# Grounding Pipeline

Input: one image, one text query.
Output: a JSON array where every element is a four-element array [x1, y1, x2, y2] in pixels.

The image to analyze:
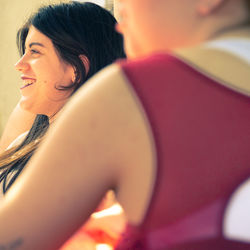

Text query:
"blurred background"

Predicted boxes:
[[0, 0, 116, 135]]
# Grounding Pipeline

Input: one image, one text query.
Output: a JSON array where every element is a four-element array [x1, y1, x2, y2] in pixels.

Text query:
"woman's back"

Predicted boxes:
[[115, 38, 250, 249]]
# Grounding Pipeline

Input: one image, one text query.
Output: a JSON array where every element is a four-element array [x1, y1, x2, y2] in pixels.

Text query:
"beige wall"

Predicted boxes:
[[0, 0, 65, 135], [113, 0, 119, 19]]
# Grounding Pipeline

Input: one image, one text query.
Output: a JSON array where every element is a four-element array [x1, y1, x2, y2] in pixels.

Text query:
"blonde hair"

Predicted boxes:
[[0, 138, 41, 167], [0, 115, 49, 193]]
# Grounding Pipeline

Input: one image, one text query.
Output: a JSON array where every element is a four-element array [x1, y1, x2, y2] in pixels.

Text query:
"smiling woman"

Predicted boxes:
[[0, 1, 125, 194], [16, 26, 75, 117]]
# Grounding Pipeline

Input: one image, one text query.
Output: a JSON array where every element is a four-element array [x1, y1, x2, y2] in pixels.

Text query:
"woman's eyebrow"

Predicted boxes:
[[28, 42, 45, 48]]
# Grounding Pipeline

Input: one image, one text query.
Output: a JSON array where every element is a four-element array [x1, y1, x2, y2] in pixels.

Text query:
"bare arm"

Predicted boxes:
[[0, 102, 36, 152], [0, 64, 153, 249]]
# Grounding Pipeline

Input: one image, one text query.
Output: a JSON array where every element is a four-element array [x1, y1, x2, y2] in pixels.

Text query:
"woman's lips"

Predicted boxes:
[[20, 77, 36, 89]]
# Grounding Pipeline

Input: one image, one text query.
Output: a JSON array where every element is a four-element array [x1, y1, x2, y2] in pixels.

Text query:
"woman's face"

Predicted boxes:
[[15, 25, 75, 117]]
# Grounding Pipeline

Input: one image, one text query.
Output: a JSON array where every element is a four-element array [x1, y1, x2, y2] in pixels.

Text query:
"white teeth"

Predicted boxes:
[[21, 79, 36, 89], [23, 79, 35, 84]]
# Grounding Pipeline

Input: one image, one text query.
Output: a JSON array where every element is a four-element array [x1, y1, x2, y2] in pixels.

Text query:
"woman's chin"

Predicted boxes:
[[19, 98, 37, 114]]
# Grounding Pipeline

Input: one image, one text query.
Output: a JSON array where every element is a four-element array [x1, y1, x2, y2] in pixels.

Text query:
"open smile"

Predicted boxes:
[[20, 77, 36, 89]]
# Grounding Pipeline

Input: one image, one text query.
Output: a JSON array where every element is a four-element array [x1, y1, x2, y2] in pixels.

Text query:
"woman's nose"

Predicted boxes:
[[15, 55, 29, 72]]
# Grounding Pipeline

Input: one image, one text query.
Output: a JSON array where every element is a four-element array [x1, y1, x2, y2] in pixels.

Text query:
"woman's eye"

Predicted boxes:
[[31, 49, 40, 54]]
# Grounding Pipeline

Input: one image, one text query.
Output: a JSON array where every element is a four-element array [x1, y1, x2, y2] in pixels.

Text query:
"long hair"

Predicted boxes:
[[0, 1, 125, 193], [0, 115, 49, 192]]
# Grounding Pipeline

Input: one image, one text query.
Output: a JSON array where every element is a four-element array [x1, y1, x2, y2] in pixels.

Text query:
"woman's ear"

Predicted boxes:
[[79, 54, 90, 76], [196, 0, 225, 16]]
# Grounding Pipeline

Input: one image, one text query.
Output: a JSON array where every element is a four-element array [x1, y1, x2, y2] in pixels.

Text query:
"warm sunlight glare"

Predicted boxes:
[[96, 243, 113, 250], [91, 204, 123, 219]]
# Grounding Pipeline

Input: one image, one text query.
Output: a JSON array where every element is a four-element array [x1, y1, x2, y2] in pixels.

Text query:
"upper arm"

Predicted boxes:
[[0, 64, 154, 249]]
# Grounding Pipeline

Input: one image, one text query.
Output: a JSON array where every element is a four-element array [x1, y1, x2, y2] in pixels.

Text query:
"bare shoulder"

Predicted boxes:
[[73, 63, 157, 225], [45, 63, 157, 224]]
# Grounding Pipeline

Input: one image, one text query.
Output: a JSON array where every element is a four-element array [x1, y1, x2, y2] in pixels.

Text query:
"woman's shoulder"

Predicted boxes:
[[118, 53, 176, 68], [174, 37, 250, 97]]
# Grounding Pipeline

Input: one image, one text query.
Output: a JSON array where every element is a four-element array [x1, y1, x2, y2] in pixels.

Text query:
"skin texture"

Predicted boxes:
[[0, 0, 249, 249]]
